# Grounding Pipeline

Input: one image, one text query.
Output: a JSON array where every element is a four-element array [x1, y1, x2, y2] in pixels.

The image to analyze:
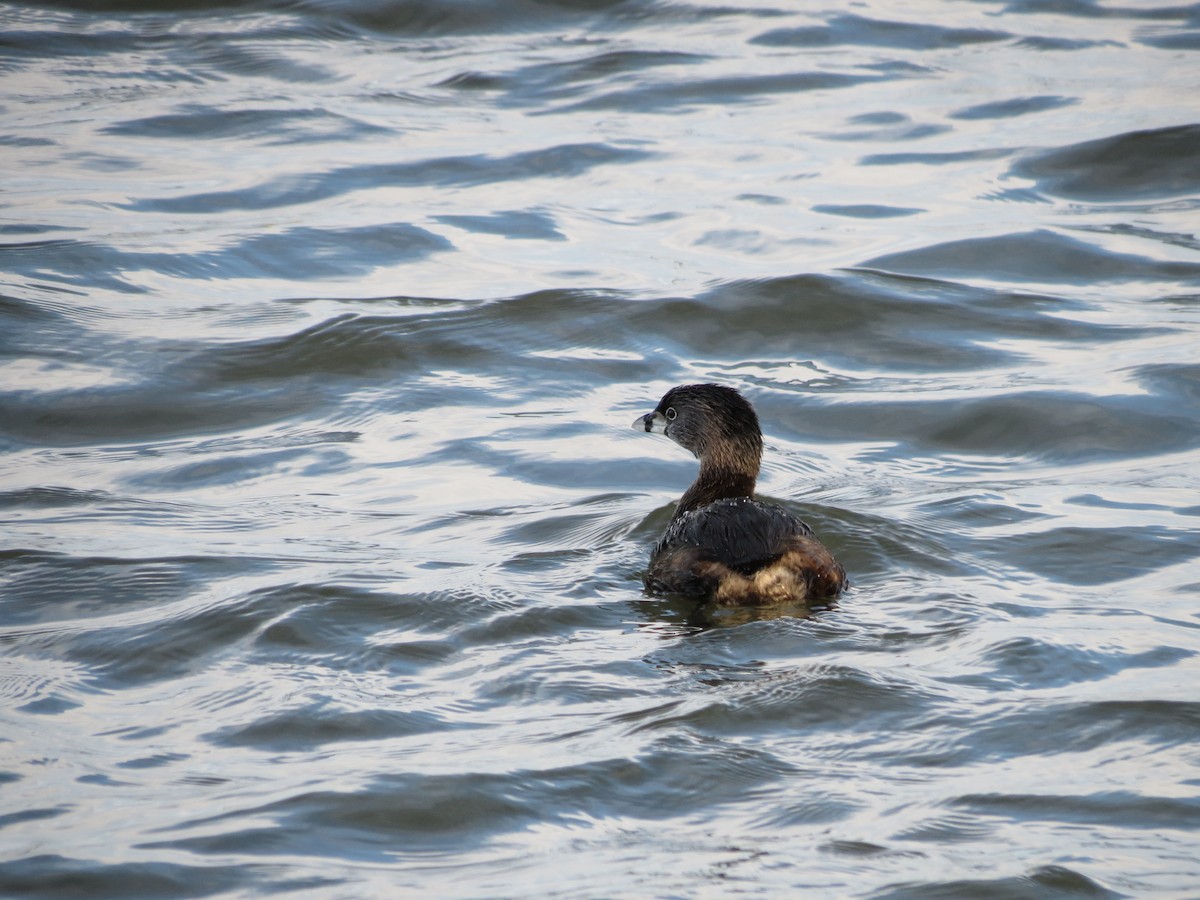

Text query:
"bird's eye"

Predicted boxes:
[[665, 407, 677, 420]]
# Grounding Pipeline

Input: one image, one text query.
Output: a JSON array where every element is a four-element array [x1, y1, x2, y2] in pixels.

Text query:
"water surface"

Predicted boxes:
[[2, 0, 1199, 896]]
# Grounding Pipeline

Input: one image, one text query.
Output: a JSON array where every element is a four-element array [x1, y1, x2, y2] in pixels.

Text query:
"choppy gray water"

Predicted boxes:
[[2, 0, 1200, 896]]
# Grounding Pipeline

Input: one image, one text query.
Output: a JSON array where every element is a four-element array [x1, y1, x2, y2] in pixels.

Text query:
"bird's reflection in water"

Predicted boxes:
[[631, 591, 834, 634]]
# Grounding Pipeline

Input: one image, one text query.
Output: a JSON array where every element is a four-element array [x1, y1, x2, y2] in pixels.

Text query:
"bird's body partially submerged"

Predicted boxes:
[[633, 384, 844, 606]]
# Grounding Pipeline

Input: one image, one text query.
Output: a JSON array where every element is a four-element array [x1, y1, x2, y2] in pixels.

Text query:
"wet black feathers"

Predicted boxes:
[[653, 496, 815, 575]]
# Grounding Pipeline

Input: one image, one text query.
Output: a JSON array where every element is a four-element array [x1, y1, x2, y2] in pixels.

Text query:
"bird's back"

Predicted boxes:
[[646, 496, 845, 605]]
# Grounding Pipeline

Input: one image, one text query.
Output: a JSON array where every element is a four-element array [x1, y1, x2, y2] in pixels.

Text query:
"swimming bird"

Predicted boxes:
[[632, 383, 845, 606]]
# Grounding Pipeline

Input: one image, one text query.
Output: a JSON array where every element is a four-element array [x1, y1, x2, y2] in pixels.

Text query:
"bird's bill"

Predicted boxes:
[[633, 411, 668, 434]]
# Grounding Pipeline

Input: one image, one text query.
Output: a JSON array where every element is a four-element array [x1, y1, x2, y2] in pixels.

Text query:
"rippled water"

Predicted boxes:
[[2, 0, 1199, 896]]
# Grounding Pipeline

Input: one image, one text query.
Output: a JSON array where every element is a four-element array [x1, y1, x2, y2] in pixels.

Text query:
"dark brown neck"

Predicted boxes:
[[674, 465, 757, 518]]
